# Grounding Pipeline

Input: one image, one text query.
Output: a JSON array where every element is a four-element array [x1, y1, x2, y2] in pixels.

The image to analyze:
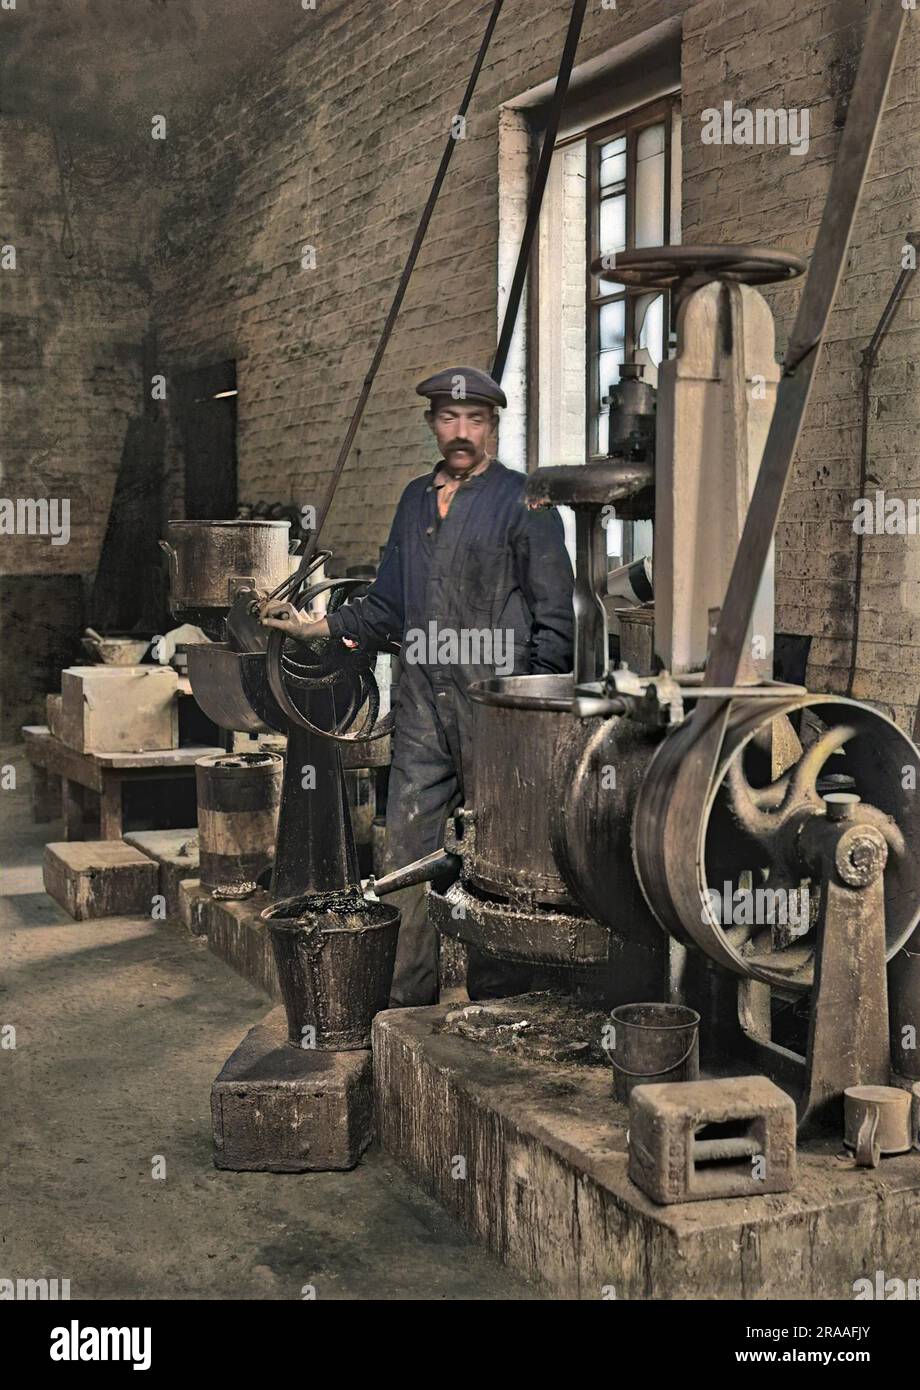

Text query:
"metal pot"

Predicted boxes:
[[160, 520, 291, 624]]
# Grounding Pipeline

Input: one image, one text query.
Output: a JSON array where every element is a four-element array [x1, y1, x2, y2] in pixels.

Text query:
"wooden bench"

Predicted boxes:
[[22, 725, 224, 840]]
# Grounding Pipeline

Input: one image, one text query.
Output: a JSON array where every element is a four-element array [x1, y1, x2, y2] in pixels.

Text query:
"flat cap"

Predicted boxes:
[[416, 366, 506, 409]]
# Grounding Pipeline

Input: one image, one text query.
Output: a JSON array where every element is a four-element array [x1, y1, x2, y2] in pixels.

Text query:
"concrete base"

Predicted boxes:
[[177, 877, 210, 936], [43, 840, 158, 920], [202, 888, 281, 1000], [373, 998, 920, 1300], [212, 1006, 374, 1172], [124, 828, 199, 917]]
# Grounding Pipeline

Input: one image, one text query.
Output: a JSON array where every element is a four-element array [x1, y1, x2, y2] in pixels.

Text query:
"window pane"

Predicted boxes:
[[598, 347, 624, 405], [635, 122, 665, 248], [599, 299, 625, 350], [597, 410, 609, 456], [600, 136, 626, 189], [635, 292, 664, 366], [599, 193, 626, 255]]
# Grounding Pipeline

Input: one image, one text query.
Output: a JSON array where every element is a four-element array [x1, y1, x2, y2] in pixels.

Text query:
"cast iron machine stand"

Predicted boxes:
[[184, 553, 393, 904]]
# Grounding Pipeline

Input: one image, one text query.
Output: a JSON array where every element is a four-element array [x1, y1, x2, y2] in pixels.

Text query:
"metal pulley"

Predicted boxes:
[[631, 695, 920, 991], [259, 549, 396, 745]]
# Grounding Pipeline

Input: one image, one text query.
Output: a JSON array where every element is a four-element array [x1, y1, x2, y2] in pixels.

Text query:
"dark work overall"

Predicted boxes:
[[326, 458, 574, 1005]]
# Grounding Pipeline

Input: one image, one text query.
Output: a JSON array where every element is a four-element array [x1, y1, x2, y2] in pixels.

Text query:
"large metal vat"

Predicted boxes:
[[161, 520, 291, 631], [466, 674, 580, 907]]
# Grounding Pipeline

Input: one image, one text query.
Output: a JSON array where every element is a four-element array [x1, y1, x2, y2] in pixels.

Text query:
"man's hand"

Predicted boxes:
[[260, 598, 331, 642]]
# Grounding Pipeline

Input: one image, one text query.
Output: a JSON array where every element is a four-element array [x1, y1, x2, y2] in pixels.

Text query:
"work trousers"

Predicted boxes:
[[383, 667, 537, 1007]]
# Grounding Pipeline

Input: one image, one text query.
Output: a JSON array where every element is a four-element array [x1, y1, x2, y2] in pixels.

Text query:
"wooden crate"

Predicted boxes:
[[58, 666, 179, 754]]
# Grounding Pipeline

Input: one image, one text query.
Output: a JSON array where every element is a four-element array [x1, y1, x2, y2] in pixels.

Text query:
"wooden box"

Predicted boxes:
[[43, 840, 159, 921], [58, 665, 179, 754]]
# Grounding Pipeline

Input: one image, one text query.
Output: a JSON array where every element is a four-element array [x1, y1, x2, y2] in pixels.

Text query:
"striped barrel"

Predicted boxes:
[[195, 752, 283, 894]]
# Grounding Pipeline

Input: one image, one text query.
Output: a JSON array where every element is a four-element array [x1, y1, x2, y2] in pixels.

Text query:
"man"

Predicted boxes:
[[262, 366, 574, 1005]]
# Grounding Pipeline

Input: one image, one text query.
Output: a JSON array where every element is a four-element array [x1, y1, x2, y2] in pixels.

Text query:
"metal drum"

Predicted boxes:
[[196, 752, 283, 895], [466, 674, 580, 907], [161, 520, 291, 632]]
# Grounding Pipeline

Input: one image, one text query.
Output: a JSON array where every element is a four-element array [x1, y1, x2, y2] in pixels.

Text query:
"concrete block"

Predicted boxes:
[[59, 665, 178, 754], [628, 1075, 797, 1205], [43, 840, 158, 921], [370, 1000, 918, 1299], [211, 1006, 373, 1172], [177, 877, 210, 937], [124, 828, 199, 916], [203, 889, 280, 1000]]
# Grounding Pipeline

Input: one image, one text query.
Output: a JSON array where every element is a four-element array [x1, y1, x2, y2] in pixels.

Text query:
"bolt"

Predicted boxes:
[[824, 791, 861, 822]]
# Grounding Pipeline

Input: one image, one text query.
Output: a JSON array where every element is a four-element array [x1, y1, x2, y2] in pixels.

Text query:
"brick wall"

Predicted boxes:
[[682, 0, 920, 725], [152, 0, 696, 562], [4, 0, 918, 729], [0, 118, 157, 735], [151, 0, 920, 723], [0, 120, 153, 577]]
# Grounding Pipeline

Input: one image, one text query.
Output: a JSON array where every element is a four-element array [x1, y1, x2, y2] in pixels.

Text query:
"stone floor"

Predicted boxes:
[[0, 747, 538, 1300]]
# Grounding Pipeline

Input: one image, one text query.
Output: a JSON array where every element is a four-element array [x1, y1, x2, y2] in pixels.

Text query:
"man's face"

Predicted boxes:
[[426, 399, 495, 473]]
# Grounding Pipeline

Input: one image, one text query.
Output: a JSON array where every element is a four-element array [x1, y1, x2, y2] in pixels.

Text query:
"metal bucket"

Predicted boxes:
[[161, 520, 291, 628], [466, 673, 580, 906], [263, 890, 400, 1050], [608, 1001, 700, 1101], [196, 752, 283, 896]]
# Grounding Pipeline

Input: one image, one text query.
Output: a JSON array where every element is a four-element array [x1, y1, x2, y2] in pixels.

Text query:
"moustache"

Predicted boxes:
[[446, 440, 475, 453]]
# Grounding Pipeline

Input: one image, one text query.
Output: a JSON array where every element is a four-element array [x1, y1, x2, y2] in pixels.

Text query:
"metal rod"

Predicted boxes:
[[848, 232, 919, 694], [491, 0, 589, 384]]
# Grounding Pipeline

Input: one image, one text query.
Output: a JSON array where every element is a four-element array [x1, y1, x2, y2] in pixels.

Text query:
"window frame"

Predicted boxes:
[[584, 93, 678, 462]]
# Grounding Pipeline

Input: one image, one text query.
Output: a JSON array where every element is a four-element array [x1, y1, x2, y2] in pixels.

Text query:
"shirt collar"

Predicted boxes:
[[432, 455, 493, 489]]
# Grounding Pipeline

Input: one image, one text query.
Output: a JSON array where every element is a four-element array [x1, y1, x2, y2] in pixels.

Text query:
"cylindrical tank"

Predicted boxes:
[[467, 674, 582, 907], [161, 520, 291, 631], [195, 751, 283, 895]]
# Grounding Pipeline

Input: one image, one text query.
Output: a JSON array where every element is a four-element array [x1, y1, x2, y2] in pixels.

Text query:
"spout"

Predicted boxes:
[[370, 847, 460, 896]]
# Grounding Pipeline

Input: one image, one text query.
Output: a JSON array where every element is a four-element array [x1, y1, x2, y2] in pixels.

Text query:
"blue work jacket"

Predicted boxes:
[[325, 459, 575, 696]]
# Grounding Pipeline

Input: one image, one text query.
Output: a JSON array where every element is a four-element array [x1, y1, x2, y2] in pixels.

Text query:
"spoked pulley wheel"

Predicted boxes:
[[633, 696, 920, 991], [264, 551, 395, 743], [592, 244, 807, 294]]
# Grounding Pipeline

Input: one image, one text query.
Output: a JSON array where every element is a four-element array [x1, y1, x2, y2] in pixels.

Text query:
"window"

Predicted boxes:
[[586, 96, 678, 460]]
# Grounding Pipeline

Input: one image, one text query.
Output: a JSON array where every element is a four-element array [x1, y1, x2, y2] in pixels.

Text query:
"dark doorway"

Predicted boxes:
[[173, 361, 238, 520]]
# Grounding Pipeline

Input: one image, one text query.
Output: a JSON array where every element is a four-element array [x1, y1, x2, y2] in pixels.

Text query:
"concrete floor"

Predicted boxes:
[[1, 749, 537, 1300]]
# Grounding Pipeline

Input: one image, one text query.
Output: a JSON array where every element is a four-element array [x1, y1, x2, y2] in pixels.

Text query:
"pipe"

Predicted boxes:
[[848, 232, 919, 695]]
